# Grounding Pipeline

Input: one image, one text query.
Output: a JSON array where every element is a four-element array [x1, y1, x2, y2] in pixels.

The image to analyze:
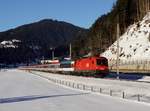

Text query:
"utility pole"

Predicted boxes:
[[116, 22, 120, 79], [69, 43, 72, 60], [52, 50, 54, 60], [50, 48, 55, 60], [42, 56, 45, 64]]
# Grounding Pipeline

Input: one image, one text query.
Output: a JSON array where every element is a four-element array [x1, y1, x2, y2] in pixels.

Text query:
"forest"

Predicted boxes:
[[72, 0, 150, 58]]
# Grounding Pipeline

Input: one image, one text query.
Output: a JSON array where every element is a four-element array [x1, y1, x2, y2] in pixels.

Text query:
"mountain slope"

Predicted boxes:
[[0, 19, 85, 47], [102, 12, 150, 61], [72, 0, 150, 57], [0, 19, 86, 64]]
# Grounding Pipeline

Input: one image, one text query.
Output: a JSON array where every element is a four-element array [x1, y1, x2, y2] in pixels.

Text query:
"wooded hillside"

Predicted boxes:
[[72, 0, 150, 58]]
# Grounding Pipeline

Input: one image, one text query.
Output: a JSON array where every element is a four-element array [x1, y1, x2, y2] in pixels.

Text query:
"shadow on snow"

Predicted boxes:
[[107, 72, 145, 80], [0, 93, 89, 104]]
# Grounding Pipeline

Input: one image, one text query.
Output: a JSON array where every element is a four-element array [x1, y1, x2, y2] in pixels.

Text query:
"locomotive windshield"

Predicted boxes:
[[96, 59, 108, 66]]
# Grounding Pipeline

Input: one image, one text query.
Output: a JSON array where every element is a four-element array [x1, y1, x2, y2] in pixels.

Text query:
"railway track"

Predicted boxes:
[[20, 68, 150, 83]]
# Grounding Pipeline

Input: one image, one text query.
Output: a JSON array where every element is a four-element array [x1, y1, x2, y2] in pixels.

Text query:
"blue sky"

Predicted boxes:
[[0, 0, 116, 32]]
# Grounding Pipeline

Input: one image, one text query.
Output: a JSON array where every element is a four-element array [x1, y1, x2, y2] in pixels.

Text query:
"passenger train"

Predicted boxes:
[[22, 56, 109, 77]]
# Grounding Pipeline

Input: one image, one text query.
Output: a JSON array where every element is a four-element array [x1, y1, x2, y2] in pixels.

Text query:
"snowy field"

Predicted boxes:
[[0, 69, 150, 111], [30, 70, 150, 103]]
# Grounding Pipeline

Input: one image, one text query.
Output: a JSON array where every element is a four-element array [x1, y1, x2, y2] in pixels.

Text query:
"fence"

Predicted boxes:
[[109, 59, 150, 66], [30, 70, 150, 103], [109, 59, 150, 73]]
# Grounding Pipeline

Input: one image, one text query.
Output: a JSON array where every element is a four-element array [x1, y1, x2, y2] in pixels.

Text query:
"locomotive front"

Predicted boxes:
[[74, 56, 109, 77], [95, 57, 109, 76]]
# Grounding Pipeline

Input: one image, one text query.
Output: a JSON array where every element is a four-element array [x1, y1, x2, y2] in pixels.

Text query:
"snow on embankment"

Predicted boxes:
[[2, 69, 150, 111], [29, 70, 150, 103], [102, 12, 150, 61]]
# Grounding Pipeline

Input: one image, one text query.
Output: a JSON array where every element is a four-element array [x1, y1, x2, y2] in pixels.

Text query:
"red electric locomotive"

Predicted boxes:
[[74, 56, 109, 77]]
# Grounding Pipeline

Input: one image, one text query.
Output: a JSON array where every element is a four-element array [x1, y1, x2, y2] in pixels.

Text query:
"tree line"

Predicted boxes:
[[72, 0, 150, 58]]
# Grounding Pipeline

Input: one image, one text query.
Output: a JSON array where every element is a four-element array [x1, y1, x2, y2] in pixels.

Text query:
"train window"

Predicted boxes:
[[96, 59, 108, 66], [60, 63, 71, 68]]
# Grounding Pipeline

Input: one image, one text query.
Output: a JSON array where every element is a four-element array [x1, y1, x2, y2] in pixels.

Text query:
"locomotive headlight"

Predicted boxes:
[[99, 67, 105, 70]]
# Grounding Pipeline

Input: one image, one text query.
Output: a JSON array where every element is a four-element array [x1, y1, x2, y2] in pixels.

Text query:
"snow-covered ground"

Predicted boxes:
[[0, 69, 150, 111], [30, 70, 150, 103], [0, 39, 21, 48], [102, 12, 150, 61]]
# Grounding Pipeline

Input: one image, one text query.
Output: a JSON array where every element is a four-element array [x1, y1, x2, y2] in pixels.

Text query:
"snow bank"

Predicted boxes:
[[28, 70, 150, 103], [102, 12, 150, 61]]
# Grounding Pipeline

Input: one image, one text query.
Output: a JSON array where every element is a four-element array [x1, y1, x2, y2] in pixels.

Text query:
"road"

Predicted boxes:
[[0, 69, 150, 111]]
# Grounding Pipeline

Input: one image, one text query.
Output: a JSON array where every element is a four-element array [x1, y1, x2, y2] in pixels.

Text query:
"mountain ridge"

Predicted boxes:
[[0, 19, 87, 64]]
